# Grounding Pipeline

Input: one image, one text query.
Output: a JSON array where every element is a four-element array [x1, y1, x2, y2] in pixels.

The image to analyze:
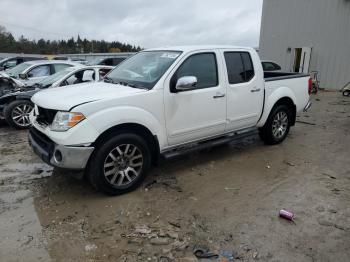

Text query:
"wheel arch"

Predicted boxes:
[[273, 97, 296, 126], [92, 123, 160, 165], [258, 88, 297, 127]]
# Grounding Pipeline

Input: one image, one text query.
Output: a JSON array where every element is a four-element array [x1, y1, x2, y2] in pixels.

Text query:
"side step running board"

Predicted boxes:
[[162, 129, 258, 159]]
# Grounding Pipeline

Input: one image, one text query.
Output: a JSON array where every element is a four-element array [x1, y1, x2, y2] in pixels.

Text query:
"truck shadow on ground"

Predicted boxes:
[[37, 135, 265, 198]]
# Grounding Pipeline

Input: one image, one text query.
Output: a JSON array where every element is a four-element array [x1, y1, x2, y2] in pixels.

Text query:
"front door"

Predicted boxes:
[[223, 51, 264, 131], [164, 51, 227, 146]]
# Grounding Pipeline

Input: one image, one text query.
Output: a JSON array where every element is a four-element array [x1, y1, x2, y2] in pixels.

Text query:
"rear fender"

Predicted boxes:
[[257, 87, 296, 127]]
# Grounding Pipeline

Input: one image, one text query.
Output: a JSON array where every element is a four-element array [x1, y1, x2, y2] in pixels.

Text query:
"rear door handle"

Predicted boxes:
[[213, 94, 225, 98], [251, 88, 261, 93]]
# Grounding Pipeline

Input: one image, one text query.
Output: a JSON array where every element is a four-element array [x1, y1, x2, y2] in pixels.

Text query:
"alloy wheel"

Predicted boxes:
[[11, 104, 33, 127], [272, 111, 288, 139], [103, 144, 143, 187]]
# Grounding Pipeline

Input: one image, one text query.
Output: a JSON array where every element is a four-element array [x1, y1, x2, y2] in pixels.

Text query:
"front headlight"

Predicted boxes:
[[50, 111, 85, 132]]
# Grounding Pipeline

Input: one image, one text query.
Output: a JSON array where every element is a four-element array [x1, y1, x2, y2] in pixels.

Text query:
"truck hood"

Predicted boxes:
[[31, 82, 147, 111]]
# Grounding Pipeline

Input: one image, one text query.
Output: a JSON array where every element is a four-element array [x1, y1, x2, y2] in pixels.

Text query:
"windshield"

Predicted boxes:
[[37, 67, 75, 87], [6, 62, 32, 78], [105, 51, 181, 89]]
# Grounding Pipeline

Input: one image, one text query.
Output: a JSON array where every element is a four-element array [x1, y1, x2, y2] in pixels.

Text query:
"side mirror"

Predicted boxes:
[[19, 73, 28, 80], [175, 76, 197, 91]]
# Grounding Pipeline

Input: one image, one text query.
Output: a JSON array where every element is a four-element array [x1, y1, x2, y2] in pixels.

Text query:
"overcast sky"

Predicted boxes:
[[0, 0, 263, 48]]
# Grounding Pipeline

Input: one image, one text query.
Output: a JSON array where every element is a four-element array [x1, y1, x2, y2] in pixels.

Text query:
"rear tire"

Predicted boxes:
[[87, 133, 151, 195], [4, 100, 33, 129], [259, 104, 291, 145]]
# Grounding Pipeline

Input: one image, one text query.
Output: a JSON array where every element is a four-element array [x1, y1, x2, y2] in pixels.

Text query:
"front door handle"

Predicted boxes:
[[251, 88, 261, 93], [213, 94, 225, 98]]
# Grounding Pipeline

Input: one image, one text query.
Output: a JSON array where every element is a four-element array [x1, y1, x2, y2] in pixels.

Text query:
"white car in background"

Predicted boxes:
[[38, 65, 114, 88], [0, 65, 113, 129], [3, 60, 81, 85]]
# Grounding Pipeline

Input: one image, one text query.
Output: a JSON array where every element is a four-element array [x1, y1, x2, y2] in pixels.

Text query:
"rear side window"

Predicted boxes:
[[53, 63, 72, 73], [241, 53, 254, 81], [224, 52, 255, 84], [173, 53, 218, 90], [28, 65, 50, 77]]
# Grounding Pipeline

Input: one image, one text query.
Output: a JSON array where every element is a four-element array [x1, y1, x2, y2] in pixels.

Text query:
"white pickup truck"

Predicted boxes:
[[29, 46, 311, 195]]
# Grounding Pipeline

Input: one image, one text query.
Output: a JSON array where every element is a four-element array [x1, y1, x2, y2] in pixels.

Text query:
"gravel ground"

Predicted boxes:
[[0, 91, 349, 262]]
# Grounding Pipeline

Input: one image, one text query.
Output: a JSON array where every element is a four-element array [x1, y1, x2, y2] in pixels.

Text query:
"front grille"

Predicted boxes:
[[29, 127, 55, 153], [36, 106, 57, 126]]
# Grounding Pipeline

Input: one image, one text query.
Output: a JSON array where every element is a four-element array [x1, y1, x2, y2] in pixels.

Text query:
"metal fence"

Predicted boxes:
[[0, 52, 135, 64]]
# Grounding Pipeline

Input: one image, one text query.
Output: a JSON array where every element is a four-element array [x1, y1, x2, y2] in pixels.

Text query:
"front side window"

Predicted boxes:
[[172, 53, 218, 90], [28, 65, 50, 78], [106, 51, 181, 89], [224, 52, 255, 84]]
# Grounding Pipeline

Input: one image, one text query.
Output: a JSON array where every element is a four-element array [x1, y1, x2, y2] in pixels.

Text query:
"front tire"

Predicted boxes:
[[259, 104, 291, 145], [4, 100, 33, 129], [88, 133, 151, 195]]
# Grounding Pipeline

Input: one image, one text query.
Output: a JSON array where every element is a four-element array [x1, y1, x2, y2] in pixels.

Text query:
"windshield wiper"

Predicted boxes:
[[116, 81, 148, 90]]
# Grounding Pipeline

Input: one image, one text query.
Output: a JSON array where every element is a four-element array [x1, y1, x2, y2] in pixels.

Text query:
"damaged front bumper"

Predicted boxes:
[[28, 127, 94, 170]]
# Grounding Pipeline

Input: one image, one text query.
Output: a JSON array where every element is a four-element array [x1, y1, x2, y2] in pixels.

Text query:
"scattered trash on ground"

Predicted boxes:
[[84, 243, 97, 252], [144, 176, 182, 192], [193, 245, 219, 259], [279, 209, 295, 221], [296, 120, 316, 125], [284, 161, 296, 167], [219, 250, 235, 261]]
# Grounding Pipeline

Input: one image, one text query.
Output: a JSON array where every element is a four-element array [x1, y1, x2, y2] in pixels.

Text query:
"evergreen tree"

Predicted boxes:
[[0, 25, 141, 54]]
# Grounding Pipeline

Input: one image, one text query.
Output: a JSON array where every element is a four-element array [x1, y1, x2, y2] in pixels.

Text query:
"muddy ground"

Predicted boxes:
[[0, 91, 349, 262]]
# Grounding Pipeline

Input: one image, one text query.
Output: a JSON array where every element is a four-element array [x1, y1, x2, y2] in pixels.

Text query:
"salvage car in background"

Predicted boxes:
[[97, 57, 128, 66], [0, 65, 113, 129], [3, 60, 81, 85], [0, 56, 46, 71]]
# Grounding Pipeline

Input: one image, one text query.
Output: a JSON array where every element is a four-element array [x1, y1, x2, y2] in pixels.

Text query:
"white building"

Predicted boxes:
[[259, 0, 350, 89]]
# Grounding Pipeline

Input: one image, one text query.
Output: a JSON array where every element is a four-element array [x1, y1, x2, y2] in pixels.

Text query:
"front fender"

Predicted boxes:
[[86, 106, 167, 150], [257, 87, 296, 127]]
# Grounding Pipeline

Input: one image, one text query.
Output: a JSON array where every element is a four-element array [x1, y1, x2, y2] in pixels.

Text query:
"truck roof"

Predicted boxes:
[[145, 45, 255, 52]]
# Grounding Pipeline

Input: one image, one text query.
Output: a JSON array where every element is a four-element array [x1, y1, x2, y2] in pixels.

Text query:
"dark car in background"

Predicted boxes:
[[0, 56, 46, 71], [97, 57, 127, 66], [261, 60, 282, 71]]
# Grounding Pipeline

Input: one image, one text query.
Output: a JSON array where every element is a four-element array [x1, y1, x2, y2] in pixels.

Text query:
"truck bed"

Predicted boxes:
[[264, 71, 309, 81], [263, 71, 310, 114]]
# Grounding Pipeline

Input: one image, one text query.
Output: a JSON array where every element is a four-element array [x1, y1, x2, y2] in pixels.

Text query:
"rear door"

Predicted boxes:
[[223, 51, 264, 131], [164, 51, 227, 146]]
